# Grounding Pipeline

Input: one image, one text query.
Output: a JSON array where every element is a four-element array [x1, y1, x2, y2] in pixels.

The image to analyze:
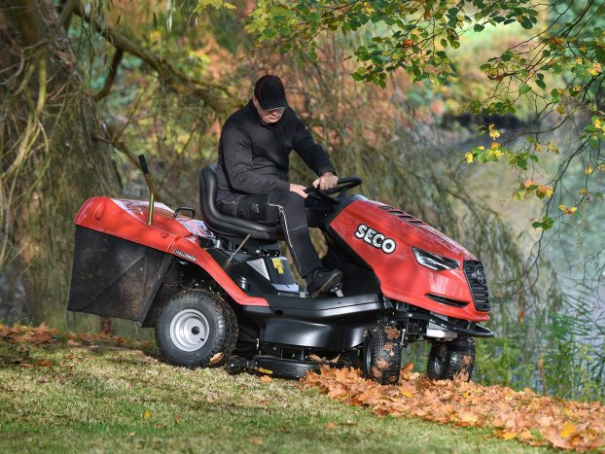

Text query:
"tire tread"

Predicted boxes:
[[155, 290, 238, 368]]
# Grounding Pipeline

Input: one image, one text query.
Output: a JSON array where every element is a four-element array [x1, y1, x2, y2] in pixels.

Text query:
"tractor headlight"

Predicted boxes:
[[412, 248, 459, 271]]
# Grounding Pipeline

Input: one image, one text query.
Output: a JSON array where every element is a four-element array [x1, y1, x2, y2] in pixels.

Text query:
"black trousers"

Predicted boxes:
[[217, 192, 329, 278]]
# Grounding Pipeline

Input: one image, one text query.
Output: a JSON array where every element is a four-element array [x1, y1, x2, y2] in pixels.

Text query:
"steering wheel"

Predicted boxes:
[[305, 177, 363, 204]]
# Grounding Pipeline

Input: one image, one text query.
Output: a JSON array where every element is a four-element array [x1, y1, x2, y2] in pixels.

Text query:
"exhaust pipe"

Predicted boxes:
[[138, 154, 156, 226]]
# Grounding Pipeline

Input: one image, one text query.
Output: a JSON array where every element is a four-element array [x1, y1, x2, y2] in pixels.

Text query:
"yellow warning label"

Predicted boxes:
[[272, 258, 284, 274]]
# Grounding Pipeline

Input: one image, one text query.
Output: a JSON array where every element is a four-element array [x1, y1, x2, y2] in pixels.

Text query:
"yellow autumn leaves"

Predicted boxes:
[[463, 125, 504, 164], [463, 121, 605, 223]]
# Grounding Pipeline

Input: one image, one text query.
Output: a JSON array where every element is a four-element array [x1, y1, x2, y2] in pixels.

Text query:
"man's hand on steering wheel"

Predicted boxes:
[[305, 176, 363, 204], [312, 171, 338, 190]]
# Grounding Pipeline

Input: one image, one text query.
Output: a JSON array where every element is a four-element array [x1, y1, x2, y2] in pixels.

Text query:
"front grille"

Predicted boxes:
[[376, 204, 423, 225], [463, 261, 490, 312], [426, 293, 468, 308]]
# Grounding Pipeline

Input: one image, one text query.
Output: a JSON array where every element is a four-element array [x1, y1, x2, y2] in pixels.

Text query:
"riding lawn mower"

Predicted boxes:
[[68, 156, 493, 384]]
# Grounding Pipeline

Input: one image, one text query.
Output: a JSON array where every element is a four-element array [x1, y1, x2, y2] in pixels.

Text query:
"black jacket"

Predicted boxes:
[[216, 100, 336, 200]]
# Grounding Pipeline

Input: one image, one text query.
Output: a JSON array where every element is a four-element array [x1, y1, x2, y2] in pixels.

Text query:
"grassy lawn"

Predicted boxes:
[[0, 339, 557, 453]]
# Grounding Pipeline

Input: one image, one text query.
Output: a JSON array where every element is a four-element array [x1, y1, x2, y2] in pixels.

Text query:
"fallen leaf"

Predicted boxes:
[[560, 422, 576, 438], [260, 375, 272, 383], [400, 389, 414, 398], [401, 362, 414, 378], [384, 325, 400, 340], [325, 422, 336, 430], [308, 354, 323, 363], [209, 352, 224, 365], [36, 359, 53, 368], [301, 365, 605, 453], [144, 410, 152, 419]]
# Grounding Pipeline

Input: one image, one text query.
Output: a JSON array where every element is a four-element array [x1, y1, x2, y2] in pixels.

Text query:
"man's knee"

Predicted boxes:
[[270, 191, 305, 211]]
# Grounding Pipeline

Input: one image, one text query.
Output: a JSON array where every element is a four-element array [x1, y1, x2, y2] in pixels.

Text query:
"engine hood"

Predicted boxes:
[[334, 199, 475, 262], [327, 198, 489, 322]]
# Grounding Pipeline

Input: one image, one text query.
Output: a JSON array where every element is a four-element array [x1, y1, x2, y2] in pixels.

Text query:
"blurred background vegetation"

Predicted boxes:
[[0, 0, 603, 402]]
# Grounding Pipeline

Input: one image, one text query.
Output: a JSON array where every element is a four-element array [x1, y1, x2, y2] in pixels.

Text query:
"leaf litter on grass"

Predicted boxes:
[[301, 364, 605, 452], [0, 322, 152, 349], [3, 323, 602, 452]]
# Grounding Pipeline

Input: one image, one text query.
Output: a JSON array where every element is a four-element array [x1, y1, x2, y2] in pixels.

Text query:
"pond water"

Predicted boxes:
[[450, 120, 604, 340]]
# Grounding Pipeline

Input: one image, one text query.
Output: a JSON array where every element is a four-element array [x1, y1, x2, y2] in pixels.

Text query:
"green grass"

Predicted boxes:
[[0, 340, 557, 453]]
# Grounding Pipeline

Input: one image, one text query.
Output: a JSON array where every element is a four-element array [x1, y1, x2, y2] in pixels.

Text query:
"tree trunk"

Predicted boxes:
[[0, 0, 121, 326]]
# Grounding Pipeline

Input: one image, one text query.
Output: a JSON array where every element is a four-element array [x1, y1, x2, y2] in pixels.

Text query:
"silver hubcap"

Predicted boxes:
[[169, 309, 210, 352]]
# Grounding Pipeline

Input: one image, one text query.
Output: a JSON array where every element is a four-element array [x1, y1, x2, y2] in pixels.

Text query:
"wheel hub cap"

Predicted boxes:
[[169, 309, 209, 352]]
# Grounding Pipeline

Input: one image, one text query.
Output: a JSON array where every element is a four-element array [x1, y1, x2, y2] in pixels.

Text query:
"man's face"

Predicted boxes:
[[252, 97, 285, 124]]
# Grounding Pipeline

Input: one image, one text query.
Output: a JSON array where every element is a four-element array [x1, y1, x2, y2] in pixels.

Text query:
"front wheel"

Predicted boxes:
[[427, 337, 476, 381], [361, 324, 403, 385], [155, 290, 238, 368]]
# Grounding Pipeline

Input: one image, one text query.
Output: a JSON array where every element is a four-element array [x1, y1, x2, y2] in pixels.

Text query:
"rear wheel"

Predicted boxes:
[[155, 290, 238, 368], [361, 324, 402, 385], [427, 337, 475, 381]]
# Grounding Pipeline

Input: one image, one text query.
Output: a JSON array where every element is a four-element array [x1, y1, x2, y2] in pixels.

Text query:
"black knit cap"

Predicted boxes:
[[254, 75, 288, 111]]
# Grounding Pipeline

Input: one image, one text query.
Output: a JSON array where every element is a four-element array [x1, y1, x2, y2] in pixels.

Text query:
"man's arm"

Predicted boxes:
[[221, 123, 290, 194], [292, 118, 336, 178]]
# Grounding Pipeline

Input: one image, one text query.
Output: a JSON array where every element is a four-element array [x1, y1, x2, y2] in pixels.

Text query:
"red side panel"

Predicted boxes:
[[74, 197, 268, 307], [330, 200, 489, 322]]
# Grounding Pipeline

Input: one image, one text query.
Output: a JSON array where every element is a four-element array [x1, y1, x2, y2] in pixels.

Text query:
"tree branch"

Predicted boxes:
[[72, 1, 239, 115], [93, 47, 122, 101]]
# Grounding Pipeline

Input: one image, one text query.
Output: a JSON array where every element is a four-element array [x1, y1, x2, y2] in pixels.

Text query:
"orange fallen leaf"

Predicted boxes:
[[260, 375, 272, 383], [301, 366, 605, 453], [384, 326, 400, 340], [401, 362, 414, 376], [209, 352, 224, 365]]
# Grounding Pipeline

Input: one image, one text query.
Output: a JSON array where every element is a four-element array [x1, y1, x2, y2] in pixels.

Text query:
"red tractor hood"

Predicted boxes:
[[328, 199, 488, 321]]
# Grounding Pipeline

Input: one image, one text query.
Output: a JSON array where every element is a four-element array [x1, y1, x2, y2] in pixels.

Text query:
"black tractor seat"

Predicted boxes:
[[199, 165, 284, 241]]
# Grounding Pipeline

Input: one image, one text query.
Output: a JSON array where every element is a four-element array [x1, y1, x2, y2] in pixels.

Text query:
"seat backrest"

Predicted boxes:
[[199, 165, 283, 240]]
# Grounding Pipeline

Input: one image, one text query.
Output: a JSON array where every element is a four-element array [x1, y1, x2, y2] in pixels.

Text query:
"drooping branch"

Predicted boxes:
[[72, 1, 239, 115], [93, 47, 123, 101]]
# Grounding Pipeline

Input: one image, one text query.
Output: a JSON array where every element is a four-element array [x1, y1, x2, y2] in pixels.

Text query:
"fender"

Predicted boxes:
[[74, 197, 268, 307]]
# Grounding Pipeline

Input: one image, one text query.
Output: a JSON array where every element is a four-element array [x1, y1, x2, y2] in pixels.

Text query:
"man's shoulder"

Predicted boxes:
[[224, 104, 256, 130], [281, 107, 303, 128], [225, 104, 250, 122], [283, 107, 299, 121]]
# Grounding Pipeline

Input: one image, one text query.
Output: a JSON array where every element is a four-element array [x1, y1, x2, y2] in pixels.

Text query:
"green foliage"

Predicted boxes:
[[248, 0, 538, 88], [541, 306, 604, 401], [477, 298, 605, 404], [248, 0, 605, 229], [195, 0, 236, 11]]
